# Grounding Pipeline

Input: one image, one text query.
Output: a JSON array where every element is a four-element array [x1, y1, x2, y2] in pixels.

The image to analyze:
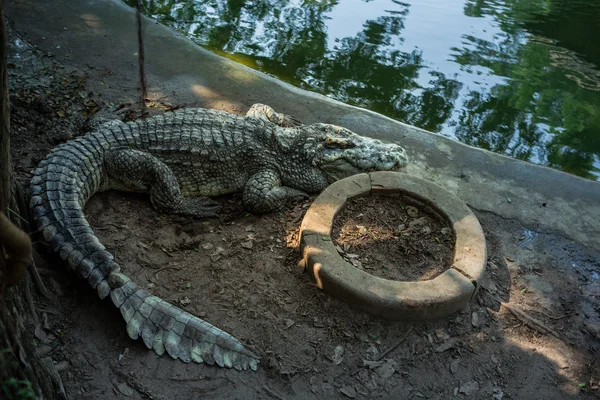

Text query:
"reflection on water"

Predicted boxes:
[[128, 0, 600, 180]]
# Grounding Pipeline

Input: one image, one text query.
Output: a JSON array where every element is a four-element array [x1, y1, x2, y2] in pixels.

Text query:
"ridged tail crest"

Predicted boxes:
[[30, 137, 259, 370]]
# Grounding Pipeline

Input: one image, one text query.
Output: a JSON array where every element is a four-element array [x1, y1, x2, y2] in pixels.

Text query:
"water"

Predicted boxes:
[[129, 0, 600, 180]]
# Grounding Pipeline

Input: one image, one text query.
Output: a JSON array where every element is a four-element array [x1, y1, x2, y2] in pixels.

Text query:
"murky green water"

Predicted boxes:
[[129, 0, 600, 180]]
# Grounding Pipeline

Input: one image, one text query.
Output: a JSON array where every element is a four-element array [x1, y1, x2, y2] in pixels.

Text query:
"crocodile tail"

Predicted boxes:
[[107, 273, 258, 369], [30, 139, 259, 370]]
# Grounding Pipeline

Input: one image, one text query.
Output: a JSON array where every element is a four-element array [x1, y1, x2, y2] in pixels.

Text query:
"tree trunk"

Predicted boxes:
[[0, 5, 10, 212], [0, 6, 65, 399]]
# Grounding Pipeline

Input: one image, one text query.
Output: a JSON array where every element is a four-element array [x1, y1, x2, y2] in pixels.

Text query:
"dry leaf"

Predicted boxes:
[[435, 337, 458, 352], [339, 386, 357, 398]]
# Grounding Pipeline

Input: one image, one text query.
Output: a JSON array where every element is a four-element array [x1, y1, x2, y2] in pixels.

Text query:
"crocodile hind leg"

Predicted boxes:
[[105, 149, 221, 217], [243, 170, 309, 213], [246, 103, 302, 127]]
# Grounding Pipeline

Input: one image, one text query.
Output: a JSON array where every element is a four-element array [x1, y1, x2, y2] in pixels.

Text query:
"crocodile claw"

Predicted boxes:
[[176, 198, 222, 218]]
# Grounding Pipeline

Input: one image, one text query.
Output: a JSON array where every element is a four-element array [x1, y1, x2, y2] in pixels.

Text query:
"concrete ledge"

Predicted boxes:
[[8, 0, 600, 254], [299, 172, 487, 320]]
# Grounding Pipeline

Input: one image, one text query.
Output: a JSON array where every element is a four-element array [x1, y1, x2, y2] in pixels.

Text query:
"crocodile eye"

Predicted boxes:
[[324, 138, 355, 149]]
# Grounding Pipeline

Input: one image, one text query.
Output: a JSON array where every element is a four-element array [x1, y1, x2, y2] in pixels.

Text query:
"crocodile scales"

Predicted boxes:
[[30, 104, 408, 370]]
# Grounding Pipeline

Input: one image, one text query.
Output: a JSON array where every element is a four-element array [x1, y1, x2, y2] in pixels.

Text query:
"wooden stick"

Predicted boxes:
[[375, 325, 413, 360], [134, 0, 147, 109], [153, 266, 182, 279], [485, 290, 562, 339], [539, 311, 571, 320], [500, 302, 561, 339]]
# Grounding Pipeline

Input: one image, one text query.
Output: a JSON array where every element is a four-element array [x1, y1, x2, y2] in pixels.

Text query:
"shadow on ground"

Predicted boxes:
[[27, 190, 597, 400]]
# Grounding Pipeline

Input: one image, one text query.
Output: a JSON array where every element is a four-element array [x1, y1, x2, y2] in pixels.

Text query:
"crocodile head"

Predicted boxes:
[[309, 124, 408, 183]]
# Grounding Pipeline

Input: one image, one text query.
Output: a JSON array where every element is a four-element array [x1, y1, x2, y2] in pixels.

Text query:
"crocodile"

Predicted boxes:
[[30, 104, 408, 370]]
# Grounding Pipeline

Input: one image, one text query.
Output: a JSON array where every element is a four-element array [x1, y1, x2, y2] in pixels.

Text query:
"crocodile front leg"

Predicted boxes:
[[243, 170, 309, 214], [246, 103, 302, 127], [105, 149, 221, 217]]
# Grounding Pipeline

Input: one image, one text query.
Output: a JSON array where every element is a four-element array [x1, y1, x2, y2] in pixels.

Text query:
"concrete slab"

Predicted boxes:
[[300, 172, 485, 319], [5, 0, 600, 251]]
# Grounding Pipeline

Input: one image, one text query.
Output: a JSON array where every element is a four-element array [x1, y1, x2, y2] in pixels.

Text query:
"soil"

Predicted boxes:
[[6, 24, 600, 400], [332, 194, 455, 281]]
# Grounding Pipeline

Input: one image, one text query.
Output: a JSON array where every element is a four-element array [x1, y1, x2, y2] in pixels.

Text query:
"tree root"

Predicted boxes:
[[28, 257, 54, 302], [0, 211, 32, 291], [23, 272, 39, 325]]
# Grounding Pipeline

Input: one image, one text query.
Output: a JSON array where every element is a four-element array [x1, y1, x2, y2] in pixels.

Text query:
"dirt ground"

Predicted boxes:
[[7, 26, 600, 400], [332, 194, 455, 282]]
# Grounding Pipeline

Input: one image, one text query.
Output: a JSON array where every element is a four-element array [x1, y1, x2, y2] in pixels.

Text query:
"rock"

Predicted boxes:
[[179, 296, 191, 306], [332, 345, 344, 365], [117, 382, 134, 397], [471, 311, 481, 327], [450, 359, 459, 374], [241, 240, 253, 249], [406, 206, 419, 218], [459, 381, 480, 396], [42, 313, 51, 331], [366, 345, 379, 358], [376, 360, 396, 378], [54, 360, 69, 372], [34, 323, 47, 341], [284, 319, 294, 329], [35, 345, 53, 358]]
